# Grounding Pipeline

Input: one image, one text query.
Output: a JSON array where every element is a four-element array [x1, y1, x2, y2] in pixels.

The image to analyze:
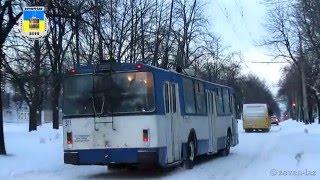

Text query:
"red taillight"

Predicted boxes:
[[136, 63, 143, 70], [67, 132, 73, 144], [143, 129, 149, 142], [69, 69, 76, 74]]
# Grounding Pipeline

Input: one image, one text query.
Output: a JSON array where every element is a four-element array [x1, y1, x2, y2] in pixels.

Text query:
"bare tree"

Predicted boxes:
[[0, 0, 23, 155], [264, 3, 310, 123], [4, 36, 47, 131], [45, 0, 76, 129], [296, 0, 320, 122], [161, 0, 174, 69]]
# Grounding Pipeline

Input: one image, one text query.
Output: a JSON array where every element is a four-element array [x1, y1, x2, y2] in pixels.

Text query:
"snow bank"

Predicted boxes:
[[0, 120, 319, 180], [0, 123, 62, 178]]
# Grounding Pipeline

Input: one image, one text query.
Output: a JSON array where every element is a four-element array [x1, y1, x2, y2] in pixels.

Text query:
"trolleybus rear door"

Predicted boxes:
[[164, 82, 180, 163]]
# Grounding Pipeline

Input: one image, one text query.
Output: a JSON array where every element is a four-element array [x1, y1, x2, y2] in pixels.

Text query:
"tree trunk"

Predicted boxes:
[[0, 49, 6, 155], [52, 83, 60, 129], [301, 66, 310, 124], [129, 0, 134, 63], [28, 99, 42, 131], [29, 105, 37, 131], [75, 16, 80, 67], [162, 0, 174, 69], [34, 39, 42, 126], [318, 98, 320, 124], [28, 39, 41, 131], [0, 94, 5, 155], [315, 95, 320, 124], [308, 98, 313, 123], [95, 0, 103, 62], [140, 1, 145, 62]]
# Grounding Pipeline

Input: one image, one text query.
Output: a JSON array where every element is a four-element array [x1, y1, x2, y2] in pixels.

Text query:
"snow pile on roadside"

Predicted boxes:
[[167, 120, 320, 180], [0, 123, 62, 178], [233, 119, 320, 180], [0, 119, 319, 180]]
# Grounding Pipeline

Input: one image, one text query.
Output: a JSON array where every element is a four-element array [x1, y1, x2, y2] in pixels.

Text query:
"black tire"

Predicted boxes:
[[184, 138, 196, 169], [107, 164, 124, 171], [264, 128, 270, 132], [221, 131, 231, 156]]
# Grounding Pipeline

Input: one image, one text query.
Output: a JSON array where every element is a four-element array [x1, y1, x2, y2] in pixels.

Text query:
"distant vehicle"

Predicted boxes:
[[242, 103, 271, 132], [271, 115, 279, 125], [62, 62, 239, 170]]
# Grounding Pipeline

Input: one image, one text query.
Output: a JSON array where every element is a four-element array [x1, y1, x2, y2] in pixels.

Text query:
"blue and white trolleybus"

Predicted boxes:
[[63, 62, 239, 169]]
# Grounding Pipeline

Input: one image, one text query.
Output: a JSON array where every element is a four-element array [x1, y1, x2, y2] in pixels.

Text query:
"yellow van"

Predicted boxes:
[[242, 104, 271, 132]]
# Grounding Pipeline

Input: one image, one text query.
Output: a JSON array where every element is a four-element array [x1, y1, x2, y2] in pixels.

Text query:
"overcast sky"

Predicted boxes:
[[206, 0, 287, 95]]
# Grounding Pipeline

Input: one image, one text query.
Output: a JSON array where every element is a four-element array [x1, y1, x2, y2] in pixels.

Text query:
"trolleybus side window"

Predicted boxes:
[[164, 83, 170, 113], [183, 78, 196, 114], [195, 81, 206, 114], [211, 92, 215, 112], [229, 92, 235, 114], [223, 88, 231, 114], [216, 88, 224, 115], [172, 84, 177, 113]]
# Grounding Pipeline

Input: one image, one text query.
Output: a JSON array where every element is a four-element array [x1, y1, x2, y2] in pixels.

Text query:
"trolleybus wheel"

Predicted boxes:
[[221, 131, 231, 156], [107, 164, 125, 171], [184, 139, 196, 169]]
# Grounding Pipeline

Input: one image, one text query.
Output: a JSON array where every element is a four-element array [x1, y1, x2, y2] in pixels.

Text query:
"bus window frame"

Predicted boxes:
[[182, 77, 208, 116], [215, 87, 234, 117], [62, 73, 96, 117], [222, 88, 231, 115], [62, 70, 157, 118]]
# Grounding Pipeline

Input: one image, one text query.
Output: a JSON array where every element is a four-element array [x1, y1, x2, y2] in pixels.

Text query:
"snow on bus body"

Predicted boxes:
[[62, 62, 239, 168]]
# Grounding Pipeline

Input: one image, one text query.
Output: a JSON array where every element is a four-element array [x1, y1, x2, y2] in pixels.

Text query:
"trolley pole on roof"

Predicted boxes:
[[249, 61, 289, 64]]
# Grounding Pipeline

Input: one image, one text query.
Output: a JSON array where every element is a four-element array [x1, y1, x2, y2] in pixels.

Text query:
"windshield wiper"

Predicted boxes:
[[91, 96, 97, 117], [98, 95, 105, 117], [91, 94, 105, 118]]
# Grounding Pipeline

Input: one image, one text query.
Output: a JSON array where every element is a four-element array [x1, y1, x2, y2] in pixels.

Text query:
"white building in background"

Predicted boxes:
[[3, 102, 29, 123], [3, 102, 55, 124], [3, 83, 55, 124], [3, 82, 29, 123]]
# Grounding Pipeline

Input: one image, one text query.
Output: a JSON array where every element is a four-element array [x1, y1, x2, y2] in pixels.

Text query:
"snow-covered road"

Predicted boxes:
[[1, 120, 319, 180]]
